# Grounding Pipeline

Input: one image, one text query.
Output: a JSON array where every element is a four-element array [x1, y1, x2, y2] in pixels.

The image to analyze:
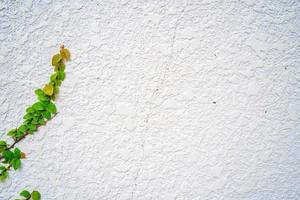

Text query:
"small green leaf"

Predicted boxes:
[[28, 124, 37, 131], [20, 190, 31, 198], [32, 117, 40, 125], [23, 119, 32, 125], [60, 63, 65, 71], [54, 86, 59, 95], [0, 170, 8, 181], [14, 148, 21, 159], [41, 101, 49, 107], [34, 89, 45, 96], [52, 53, 62, 66], [26, 107, 35, 113], [50, 73, 58, 81], [31, 120, 38, 125], [42, 111, 51, 120], [0, 141, 7, 152], [12, 159, 21, 170], [18, 125, 27, 133], [31, 191, 41, 200], [58, 71, 65, 80], [38, 118, 46, 125], [33, 112, 41, 117], [56, 80, 62, 86], [15, 130, 25, 139], [7, 129, 17, 136], [23, 113, 33, 120], [47, 102, 57, 114], [32, 102, 44, 111], [38, 95, 50, 102], [3, 150, 14, 161]]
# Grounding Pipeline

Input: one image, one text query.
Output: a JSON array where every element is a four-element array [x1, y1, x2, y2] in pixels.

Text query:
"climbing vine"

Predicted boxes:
[[0, 46, 71, 198]]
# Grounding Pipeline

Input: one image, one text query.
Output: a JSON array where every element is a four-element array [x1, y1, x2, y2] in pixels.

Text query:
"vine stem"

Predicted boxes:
[[0, 112, 58, 161]]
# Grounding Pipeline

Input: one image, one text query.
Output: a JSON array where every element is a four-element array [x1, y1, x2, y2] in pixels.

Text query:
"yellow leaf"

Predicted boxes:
[[20, 152, 26, 159], [52, 54, 62, 66], [43, 84, 54, 96], [60, 48, 71, 61]]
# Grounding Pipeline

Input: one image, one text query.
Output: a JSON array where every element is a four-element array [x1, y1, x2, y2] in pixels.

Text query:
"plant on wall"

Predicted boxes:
[[0, 46, 71, 199]]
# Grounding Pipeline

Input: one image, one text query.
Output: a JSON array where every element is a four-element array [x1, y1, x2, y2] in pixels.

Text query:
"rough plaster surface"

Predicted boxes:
[[0, 0, 300, 199]]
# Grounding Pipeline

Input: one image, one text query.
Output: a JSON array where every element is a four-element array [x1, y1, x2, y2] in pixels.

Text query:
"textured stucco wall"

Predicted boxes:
[[1, 0, 300, 199]]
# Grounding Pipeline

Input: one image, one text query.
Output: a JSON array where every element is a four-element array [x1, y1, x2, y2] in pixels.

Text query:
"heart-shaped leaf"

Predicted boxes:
[[52, 53, 62, 66], [60, 48, 71, 61]]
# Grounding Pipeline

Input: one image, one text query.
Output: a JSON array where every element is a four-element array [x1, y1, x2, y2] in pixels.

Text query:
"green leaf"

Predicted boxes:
[[58, 71, 65, 80], [38, 95, 50, 102], [18, 125, 28, 133], [50, 73, 58, 81], [12, 159, 21, 170], [36, 89, 51, 101], [26, 107, 35, 113], [56, 80, 62, 86], [20, 190, 31, 198], [14, 148, 21, 159], [47, 102, 57, 114], [15, 130, 25, 139], [42, 111, 51, 120], [34, 89, 44, 96], [0, 140, 7, 146], [32, 118, 39, 125], [23, 113, 33, 120], [59, 62, 65, 71], [3, 150, 14, 162], [32, 102, 44, 111], [31, 191, 41, 200], [0, 170, 8, 181], [0, 140, 7, 152], [33, 112, 41, 117], [52, 53, 62, 66], [41, 101, 49, 107], [23, 119, 32, 125], [28, 124, 37, 131], [38, 118, 46, 125], [54, 86, 59, 95], [31, 120, 39, 125], [7, 129, 17, 136]]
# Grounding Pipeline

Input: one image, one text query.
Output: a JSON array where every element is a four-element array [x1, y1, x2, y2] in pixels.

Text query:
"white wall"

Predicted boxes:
[[1, 0, 300, 199]]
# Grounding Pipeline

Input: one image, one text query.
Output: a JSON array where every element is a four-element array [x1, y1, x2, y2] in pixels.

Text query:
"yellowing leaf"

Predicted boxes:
[[20, 152, 26, 159], [60, 48, 71, 61], [52, 54, 62, 66], [43, 84, 54, 96]]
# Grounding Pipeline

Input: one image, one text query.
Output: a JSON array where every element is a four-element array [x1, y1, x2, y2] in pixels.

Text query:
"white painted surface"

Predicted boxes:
[[1, 0, 300, 199]]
